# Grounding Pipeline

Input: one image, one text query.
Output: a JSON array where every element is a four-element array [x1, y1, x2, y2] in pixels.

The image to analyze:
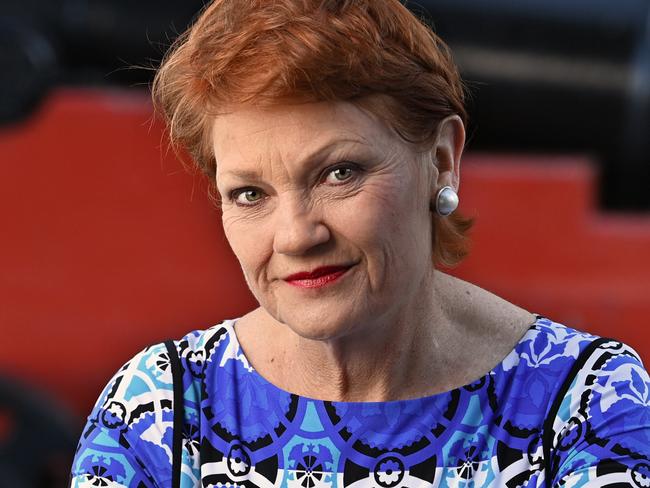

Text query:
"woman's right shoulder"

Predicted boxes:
[[70, 319, 238, 488], [93, 319, 237, 411]]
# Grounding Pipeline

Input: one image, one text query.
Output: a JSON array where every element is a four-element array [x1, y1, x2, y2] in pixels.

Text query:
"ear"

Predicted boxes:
[[431, 115, 465, 193]]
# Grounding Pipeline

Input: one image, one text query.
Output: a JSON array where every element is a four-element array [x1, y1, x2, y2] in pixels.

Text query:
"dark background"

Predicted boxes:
[[2, 0, 649, 209], [0, 1, 648, 487]]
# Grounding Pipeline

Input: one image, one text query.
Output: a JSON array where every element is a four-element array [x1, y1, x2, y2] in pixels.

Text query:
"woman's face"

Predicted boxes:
[[213, 100, 437, 341]]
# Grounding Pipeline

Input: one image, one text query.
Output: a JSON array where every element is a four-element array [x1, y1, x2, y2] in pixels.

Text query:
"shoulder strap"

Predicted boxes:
[[164, 340, 185, 488], [542, 337, 614, 488]]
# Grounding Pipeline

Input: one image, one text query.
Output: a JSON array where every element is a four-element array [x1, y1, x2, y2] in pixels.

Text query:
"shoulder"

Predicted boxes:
[[500, 315, 602, 381], [535, 319, 650, 486], [70, 320, 238, 488], [510, 316, 648, 425], [496, 316, 649, 484]]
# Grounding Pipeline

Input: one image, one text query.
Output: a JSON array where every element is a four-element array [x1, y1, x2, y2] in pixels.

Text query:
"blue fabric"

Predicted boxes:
[[70, 316, 650, 487]]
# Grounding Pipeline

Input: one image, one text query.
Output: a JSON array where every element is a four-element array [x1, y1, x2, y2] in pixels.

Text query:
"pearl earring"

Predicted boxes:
[[435, 186, 459, 216]]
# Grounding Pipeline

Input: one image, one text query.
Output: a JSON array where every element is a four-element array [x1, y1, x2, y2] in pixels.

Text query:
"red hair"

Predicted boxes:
[[152, 0, 473, 266]]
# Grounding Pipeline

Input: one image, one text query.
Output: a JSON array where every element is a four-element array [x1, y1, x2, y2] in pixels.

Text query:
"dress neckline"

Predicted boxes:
[[219, 314, 545, 406]]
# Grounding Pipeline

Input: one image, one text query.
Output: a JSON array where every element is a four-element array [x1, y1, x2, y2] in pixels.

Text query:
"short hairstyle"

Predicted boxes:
[[152, 0, 473, 267]]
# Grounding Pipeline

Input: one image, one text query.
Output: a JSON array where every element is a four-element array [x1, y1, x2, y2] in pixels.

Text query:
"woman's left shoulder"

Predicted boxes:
[[533, 317, 650, 486], [515, 315, 645, 369]]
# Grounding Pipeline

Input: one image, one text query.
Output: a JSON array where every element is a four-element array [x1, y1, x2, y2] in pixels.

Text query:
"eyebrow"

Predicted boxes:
[[216, 136, 370, 180]]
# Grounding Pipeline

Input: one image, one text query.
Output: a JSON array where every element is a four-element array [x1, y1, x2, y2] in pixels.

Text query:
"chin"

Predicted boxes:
[[273, 302, 365, 342]]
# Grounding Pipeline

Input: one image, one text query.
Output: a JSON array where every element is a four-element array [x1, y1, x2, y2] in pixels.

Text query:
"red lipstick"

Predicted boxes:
[[284, 265, 353, 288]]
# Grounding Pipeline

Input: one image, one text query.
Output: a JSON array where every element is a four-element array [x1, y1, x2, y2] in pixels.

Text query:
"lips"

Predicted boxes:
[[284, 265, 354, 288]]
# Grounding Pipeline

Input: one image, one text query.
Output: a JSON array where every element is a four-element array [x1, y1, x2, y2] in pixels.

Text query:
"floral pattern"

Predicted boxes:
[[71, 316, 650, 487], [78, 455, 127, 486], [227, 444, 251, 476], [289, 444, 333, 488], [100, 401, 127, 430], [373, 456, 404, 487]]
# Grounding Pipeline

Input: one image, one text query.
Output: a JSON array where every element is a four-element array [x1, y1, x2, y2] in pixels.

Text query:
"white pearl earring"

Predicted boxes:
[[435, 186, 459, 216]]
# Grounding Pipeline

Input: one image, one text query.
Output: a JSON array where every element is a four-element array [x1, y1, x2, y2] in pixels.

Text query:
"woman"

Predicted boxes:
[[70, 1, 650, 487]]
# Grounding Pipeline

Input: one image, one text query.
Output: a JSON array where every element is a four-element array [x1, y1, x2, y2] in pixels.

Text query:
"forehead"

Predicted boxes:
[[211, 100, 392, 165]]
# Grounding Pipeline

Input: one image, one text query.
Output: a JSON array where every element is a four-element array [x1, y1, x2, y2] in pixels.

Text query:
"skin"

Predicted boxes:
[[213, 100, 535, 402]]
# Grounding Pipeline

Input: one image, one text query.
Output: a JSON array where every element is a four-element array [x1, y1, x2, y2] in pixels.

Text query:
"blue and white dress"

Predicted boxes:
[[70, 316, 650, 487]]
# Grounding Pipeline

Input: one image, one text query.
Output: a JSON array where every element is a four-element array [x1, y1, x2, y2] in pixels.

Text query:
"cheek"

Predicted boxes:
[[364, 182, 431, 283], [355, 176, 424, 239], [222, 212, 273, 285], [329, 179, 421, 263]]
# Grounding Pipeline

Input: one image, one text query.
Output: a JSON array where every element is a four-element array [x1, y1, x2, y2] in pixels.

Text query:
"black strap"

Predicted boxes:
[[542, 337, 614, 488], [164, 340, 184, 488]]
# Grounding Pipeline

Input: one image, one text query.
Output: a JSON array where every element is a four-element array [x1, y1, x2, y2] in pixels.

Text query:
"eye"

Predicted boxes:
[[232, 188, 265, 206], [323, 164, 357, 185]]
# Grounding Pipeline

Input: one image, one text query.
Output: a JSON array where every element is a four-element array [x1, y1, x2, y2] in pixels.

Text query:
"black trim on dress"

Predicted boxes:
[[165, 340, 185, 488], [542, 336, 613, 488]]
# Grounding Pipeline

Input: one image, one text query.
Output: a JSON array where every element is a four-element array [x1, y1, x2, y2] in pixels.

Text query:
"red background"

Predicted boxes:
[[1, 89, 648, 418]]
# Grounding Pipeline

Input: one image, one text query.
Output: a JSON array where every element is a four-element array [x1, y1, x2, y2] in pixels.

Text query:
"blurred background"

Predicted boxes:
[[0, 0, 649, 486]]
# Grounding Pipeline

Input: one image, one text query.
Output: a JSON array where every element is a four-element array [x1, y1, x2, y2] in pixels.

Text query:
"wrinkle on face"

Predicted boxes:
[[215, 104, 396, 191], [212, 99, 435, 347]]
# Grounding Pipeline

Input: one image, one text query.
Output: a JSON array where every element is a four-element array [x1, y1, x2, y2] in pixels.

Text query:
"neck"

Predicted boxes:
[[242, 270, 469, 402], [288, 314, 444, 401]]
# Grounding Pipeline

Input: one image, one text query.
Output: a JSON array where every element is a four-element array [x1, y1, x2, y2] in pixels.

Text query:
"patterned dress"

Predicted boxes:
[[70, 316, 650, 487]]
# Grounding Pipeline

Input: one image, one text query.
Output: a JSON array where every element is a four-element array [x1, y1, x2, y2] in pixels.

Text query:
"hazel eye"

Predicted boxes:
[[324, 166, 355, 184], [233, 188, 264, 206]]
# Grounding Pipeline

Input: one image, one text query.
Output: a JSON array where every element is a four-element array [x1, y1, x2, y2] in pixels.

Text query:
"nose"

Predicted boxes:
[[273, 196, 331, 256]]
